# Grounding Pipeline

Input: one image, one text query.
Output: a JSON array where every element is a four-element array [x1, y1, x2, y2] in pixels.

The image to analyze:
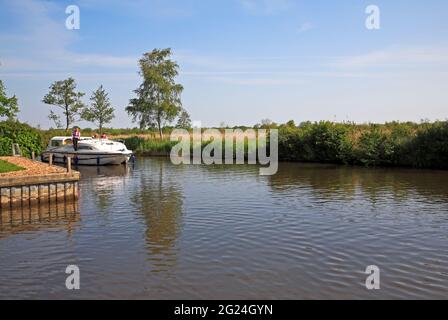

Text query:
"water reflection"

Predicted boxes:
[[130, 159, 183, 271], [0, 200, 80, 239], [1, 159, 448, 299], [269, 162, 448, 204], [78, 164, 132, 211]]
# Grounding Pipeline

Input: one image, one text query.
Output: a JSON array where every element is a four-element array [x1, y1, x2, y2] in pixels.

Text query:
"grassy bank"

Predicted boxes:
[[0, 159, 24, 173]]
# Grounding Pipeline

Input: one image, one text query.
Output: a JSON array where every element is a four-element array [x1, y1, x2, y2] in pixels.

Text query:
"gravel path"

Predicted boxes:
[[0, 157, 66, 178]]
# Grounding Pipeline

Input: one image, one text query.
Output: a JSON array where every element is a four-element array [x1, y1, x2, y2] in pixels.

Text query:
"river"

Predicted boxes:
[[1, 158, 447, 299]]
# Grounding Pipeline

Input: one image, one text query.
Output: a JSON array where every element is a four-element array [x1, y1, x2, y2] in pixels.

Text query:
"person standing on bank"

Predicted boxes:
[[72, 127, 81, 151]]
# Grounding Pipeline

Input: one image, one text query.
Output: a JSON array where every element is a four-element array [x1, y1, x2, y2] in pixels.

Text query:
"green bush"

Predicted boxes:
[[411, 121, 448, 169], [0, 121, 43, 157], [278, 121, 448, 169], [0, 136, 13, 156]]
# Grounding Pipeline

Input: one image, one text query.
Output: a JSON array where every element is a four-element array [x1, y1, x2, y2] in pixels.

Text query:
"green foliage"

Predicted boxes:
[[138, 139, 176, 153], [123, 136, 175, 154], [410, 121, 448, 169], [0, 136, 13, 156], [176, 109, 192, 129], [42, 78, 85, 131], [278, 120, 448, 169], [123, 136, 146, 151], [126, 48, 184, 138], [0, 80, 19, 120], [0, 121, 43, 157], [35, 120, 448, 170], [81, 85, 115, 134]]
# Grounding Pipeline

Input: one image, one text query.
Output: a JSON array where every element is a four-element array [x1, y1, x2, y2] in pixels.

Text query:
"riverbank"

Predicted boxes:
[[0, 156, 66, 177], [0, 157, 80, 208], [2, 120, 447, 170], [119, 121, 448, 170]]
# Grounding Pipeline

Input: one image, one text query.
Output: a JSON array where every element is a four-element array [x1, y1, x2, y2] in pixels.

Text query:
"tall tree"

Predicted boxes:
[[0, 80, 19, 120], [42, 78, 85, 131], [81, 85, 115, 134], [126, 48, 183, 139], [176, 109, 192, 129]]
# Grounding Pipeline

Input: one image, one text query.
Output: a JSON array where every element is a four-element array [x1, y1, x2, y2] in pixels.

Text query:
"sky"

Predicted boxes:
[[0, 0, 447, 128]]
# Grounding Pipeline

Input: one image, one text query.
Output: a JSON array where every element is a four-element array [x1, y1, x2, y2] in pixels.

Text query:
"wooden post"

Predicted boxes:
[[31, 151, 35, 161], [49, 153, 53, 166], [67, 157, 72, 174]]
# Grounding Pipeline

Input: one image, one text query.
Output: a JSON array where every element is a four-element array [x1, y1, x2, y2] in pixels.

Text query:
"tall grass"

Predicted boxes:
[[35, 121, 448, 169], [120, 121, 448, 169]]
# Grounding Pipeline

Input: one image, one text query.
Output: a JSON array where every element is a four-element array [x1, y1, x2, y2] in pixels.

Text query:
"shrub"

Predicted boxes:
[[0, 121, 43, 157]]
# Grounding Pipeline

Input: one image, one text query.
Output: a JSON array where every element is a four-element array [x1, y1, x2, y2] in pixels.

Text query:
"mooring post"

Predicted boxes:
[[49, 153, 53, 166], [67, 157, 72, 174]]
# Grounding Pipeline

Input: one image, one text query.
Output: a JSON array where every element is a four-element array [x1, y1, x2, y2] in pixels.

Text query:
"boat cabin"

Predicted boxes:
[[48, 136, 92, 148]]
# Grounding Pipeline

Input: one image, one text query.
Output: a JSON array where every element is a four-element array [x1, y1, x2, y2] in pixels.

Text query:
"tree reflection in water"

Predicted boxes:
[[269, 162, 448, 205], [130, 158, 183, 272]]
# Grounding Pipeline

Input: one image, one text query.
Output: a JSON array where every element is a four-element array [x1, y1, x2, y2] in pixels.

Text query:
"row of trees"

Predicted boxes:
[[42, 48, 191, 137], [43, 80, 114, 134]]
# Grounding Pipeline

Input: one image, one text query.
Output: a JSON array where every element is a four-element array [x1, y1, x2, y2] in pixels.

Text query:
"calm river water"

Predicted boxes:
[[1, 158, 448, 299]]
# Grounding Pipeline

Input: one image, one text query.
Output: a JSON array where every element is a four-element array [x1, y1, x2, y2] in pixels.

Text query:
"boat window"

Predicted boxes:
[[63, 139, 73, 145], [50, 140, 62, 147], [77, 145, 94, 150]]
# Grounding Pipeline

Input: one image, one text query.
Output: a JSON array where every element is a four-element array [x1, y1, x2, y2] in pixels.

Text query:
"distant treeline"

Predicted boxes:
[[1, 120, 447, 170], [121, 121, 448, 170]]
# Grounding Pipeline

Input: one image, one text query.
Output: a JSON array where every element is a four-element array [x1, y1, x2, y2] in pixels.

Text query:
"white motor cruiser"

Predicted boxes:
[[42, 136, 133, 166]]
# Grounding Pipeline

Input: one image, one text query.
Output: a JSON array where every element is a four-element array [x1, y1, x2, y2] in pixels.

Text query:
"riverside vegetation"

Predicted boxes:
[[121, 120, 448, 170], [0, 121, 448, 169], [1, 120, 447, 170]]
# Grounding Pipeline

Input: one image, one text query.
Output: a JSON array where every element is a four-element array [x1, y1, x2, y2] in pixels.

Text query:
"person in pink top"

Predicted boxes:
[[72, 127, 81, 151]]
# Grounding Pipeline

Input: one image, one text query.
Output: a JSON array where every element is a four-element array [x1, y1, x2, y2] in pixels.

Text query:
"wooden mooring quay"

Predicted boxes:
[[0, 155, 80, 209]]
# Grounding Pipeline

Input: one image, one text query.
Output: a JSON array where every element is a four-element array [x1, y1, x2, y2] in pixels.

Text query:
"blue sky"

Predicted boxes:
[[1, 0, 447, 128]]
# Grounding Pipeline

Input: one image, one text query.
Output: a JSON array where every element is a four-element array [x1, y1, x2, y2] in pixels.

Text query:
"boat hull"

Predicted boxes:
[[41, 152, 132, 166]]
